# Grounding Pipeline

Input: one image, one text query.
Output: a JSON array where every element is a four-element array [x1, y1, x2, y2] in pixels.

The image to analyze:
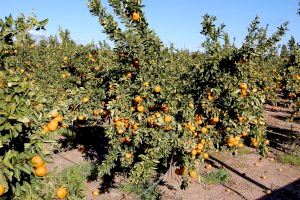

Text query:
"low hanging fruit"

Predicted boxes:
[[0, 185, 5, 197], [47, 120, 59, 131], [56, 187, 68, 199], [35, 165, 48, 177], [31, 155, 44, 168], [153, 85, 161, 93]]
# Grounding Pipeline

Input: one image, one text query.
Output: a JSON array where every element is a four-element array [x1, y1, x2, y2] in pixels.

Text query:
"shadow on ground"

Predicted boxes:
[[258, 179, 300, 200]]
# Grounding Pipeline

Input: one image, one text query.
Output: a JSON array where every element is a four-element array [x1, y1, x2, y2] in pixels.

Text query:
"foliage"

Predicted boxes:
[[278, 153, 300, 167], [202, 169, 230, 184]]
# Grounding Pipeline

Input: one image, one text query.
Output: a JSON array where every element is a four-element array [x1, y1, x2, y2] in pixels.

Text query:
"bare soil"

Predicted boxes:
[[49, 101, 300, 200]]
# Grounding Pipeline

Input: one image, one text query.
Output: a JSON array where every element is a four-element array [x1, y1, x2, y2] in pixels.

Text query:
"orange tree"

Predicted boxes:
[[0, 14, 53, 198], [280, 37, 300, 120], [87, 0, 287, 195]]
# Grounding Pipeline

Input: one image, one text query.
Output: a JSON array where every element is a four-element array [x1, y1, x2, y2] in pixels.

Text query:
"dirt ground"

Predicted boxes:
[[49, 100, 300, 200]]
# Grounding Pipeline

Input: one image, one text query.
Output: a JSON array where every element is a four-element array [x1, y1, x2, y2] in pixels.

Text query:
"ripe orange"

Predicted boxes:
[[132, 123, 139, 131], [53, 115, 63, 123], [82, 96, 90, 103], [239, 83, 248, 90], [155, 112, 161, 118], [164, 125, 172, 131], [134, 96, 143, 103], [42, 125, 49, 133], [77, 115, 86, 121], [197, 143, 204, 150], [164, 115, 172, 123], [137, 105, 145, 113], [242, 131, 248, 137], [189, 170, 198, 180], [125, 152, 133, 159], [265, 140, 270, 145], [93, 109, 101, 116], [35, 166, 48, 177], [56, 187, 68, 199], [202, 153, 209, 159], [31, 155, 43, 167], [191, 149, 197, 156], [241, 89, 248, 97], [201, 127, 208, 134], [211, 116, 219, 124], [92, 189, 100, 196], [200, 139, 206, 145], [47, 120, 59, 131], [51, 110, 59, 118], [0, 185, 6, 197], [153, 85, 161, 93], [189, 126, 196, 132], [131, 12, 140, 21]]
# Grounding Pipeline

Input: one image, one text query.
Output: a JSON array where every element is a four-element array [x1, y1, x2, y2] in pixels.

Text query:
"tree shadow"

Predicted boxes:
[[258, 178, 300, 200], [266, 126, 299, 152]]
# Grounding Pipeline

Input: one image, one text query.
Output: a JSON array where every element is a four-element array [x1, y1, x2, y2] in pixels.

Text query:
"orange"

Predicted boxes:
[[0, 185, 6, 196], [42, 125, 49, 133], [201, 127, 208, 134], [200, 139, 206, 145], [265, 140, 270, 145], [117, 128, 125, 134], [77, 115, 86, 121], [189, 170, 198, 180], [132, 123, 139, 131], [131, 12, 140, 21], [202, 153, 209, 159], [191, 149, 197, 156], [137, 105, 145, 113], [56, 187, 68, 199], [189, 126, 196, 132], [208, 95, 213, 101], [241, 89, 247, 97], [153, 85, 161, 93], [93, 109, 101, 116], [155, 112, 161, 118], [242, 131, 248, 137], [211, 116, 219, 124], [31, 155, 43, 167], [239, 83, 248, 90], [164, 125, 172, 131], [197, 143, 204, 150], [125, 152, 133, 159], [134, 96, 143, 103], [92, 189, 100, 196], [164, 115, 172, 123], [51, 110, 59, 118], [47, 120, 59, 132], [35, 166, 48, 177], [53, 115, 63, 123], [82, 96, 90, 103]]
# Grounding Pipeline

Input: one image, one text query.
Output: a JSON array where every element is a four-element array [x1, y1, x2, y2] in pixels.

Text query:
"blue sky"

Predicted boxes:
[[0, 0, 299, 51]]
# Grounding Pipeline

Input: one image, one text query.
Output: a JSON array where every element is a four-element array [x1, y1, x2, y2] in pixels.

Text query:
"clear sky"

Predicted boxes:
[[0, 0, 299, 51]]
